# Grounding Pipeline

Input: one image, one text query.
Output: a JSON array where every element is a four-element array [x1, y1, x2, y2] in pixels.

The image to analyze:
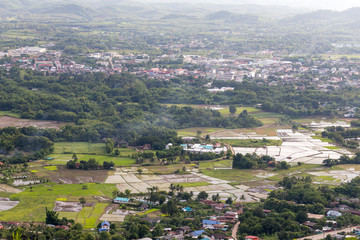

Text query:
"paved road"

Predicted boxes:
[[297, 225, 360, 240], [232, 221, 240, 240]]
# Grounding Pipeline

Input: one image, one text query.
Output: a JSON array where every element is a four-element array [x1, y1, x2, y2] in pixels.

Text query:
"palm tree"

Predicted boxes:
[[169, 183, 176, 192], [112, 190, 120, 198], [12, 228, 22, 240], [125, 189, 131, 198]]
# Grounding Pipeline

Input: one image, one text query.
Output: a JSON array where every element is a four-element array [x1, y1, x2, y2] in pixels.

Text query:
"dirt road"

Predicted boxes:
[[232, 221, 240, 240], [297, 225, 360, 240]]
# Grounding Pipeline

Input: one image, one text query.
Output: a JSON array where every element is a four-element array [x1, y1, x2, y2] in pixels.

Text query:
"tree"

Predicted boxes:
[[212, 193, 220, 202], [72, 153, 78, 161], [105, 139, 115, 154], [125, 189, 131, 198], [114, 149, 120, 156], [152, 224, 163, 237], [197, 191, 208, 200], [99, 231, 111, 240], [12, 228, 23, 240], [79, 197, 86, 207], [137, 169, 143, 175], [229, 105, 237, 115], [296, 211, 308, 223], [112, 190, 120, 198], [82, 185, 88, 190], [45, 207, 60, 225], [225, 197, 233, 204]]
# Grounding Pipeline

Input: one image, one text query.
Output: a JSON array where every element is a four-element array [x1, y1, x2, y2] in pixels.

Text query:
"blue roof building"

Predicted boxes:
[[99, 221, 110, 232], [114, 197, 130, 203], [202, 220, 220, 225], [182, 207, 192, 212], [327, 210, 342, 218], [191, 230, 205, 237]]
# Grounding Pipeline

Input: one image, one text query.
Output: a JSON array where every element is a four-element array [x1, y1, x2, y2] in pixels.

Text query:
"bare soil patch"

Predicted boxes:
[[36, 167, 108, 184], [53, 201, 83, 212], [0, 184, 22, 193], [0, 116, 69, 129], [0, 198, 19, 211]]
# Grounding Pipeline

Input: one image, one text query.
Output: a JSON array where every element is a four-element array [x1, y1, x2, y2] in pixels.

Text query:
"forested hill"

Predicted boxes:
[[1, 68, 360, 144]]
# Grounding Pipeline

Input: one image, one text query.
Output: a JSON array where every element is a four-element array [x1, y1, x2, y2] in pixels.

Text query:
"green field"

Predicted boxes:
[[43, 166, 58, 171], [45, 153, 135, 166], [217, 139, 282, 147], [178, 182, 211, 188], [324, 146, 340, 150], [251, 111, 285, 118], [218, 107, 259, 115], [267, 164, 322, 181], [312, 136, 333, 143], [0, 111, 21, 118], [84, 203, 108, 228], [46, 142, 137, 166], [201, 169, 260, 184], [201, 164, 323, 184], [176, 127, 225, 137], [53, 142, 107, 154], [199, 160, 232, 170], [0, 183, 116, 222]]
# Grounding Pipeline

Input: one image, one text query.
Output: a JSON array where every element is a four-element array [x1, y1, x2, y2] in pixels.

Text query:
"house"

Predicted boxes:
[[339, 204, 350, 211], [245, 236, 260, 240], [177, 226, 191, 234], [191, 230, 205, 237], [157, 234, 184, 240], [210, 233, 230, 240], [98, 221, 110, 232], [203, 220, 221, 229], [113, 197, 130, 203], [327, 210, 342, 218], [182, 207, 192, 212], [302, 222, 317, 229]]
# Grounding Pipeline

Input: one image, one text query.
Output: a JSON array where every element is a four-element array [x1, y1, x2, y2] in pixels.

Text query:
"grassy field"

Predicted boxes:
[[218, 107, 259, 115], [84, 203, 108, 229], [44, 142, 137, 166], [43, 166, 58, 171], [0, 183, 116, 222], [312, 136, 333, 143], [267, 164, 323, 181], [53, 142, 107, 154], [201, 169, 261, 184], [177, 127, 226, 137], [324, 146, 340, 150], [0, 111, 21, 118], [44, 154, 135, 166], [199, 160, 232, 170], [146, 164, 195, 174], [217, 139, 282, 147], [178, 182, 211, 188], [201, 164, 323, 184], [251, 112, 285, 118]]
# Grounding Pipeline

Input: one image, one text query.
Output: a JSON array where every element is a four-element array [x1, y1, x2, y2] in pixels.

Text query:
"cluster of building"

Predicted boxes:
[[181, 143, 227, 154], [3, 45, 360, 92]]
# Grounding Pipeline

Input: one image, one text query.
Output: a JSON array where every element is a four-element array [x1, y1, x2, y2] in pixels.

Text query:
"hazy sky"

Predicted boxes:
[[149, 0, 360, 11], [247, 0, 360, 10]]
